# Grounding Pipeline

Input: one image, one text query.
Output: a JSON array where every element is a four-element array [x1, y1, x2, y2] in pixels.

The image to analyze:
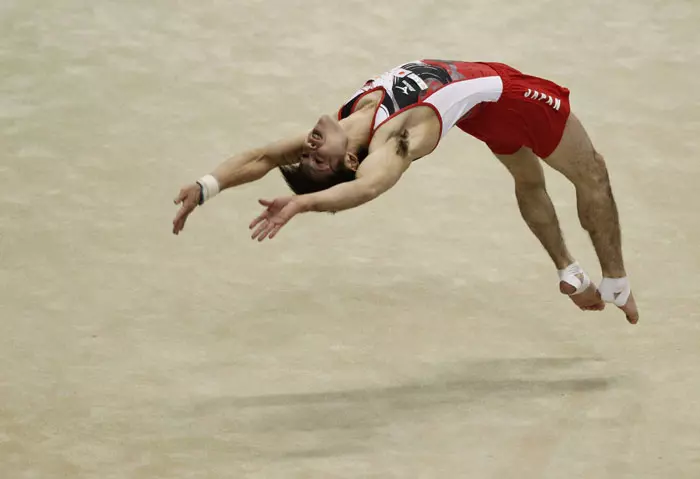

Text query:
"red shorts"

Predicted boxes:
[[456, 62, 571, 158]]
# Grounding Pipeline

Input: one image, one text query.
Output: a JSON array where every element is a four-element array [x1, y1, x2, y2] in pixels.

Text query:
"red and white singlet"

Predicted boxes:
[[338, 59, 572, 158]]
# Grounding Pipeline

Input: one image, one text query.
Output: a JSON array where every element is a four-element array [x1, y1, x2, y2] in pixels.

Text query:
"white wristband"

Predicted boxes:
[[196, 174, 220, 204]]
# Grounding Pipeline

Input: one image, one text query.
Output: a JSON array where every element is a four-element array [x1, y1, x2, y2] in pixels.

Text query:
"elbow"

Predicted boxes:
[[361, 183, 384, 203], [355, 176, 396, 205]]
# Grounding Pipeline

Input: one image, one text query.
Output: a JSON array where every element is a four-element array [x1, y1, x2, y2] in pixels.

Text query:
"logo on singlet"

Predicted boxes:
[[396, 80, 416, 95], [525, 89, 561, 111]]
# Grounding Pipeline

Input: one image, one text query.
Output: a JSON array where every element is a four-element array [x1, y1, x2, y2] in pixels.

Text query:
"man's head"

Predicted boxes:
[[280, 115, 365, 194]]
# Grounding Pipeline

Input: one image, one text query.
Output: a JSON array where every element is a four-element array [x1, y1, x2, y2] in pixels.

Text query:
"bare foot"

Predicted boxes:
[[618, 291, 639, 324], [559, 280, 605, 311]]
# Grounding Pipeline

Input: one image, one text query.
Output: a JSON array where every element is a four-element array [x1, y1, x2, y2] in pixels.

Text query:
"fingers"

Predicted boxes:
[[249, 211, 269, 230], [251, 198, 296, 241], [258, 223, 282, 241], [174, 188, 189, 205], [251, 219, 276, 241], [258, 222, 281, 241], [172, 206, 189, 235], [267, 224, 283, 240], [172, 185, 199, 235], [250, 220, 269, 240], [250, 219, 284, 242], [249, 203, 275, 239], [172, 210, 183, 235], [172, 199, 195, 235]]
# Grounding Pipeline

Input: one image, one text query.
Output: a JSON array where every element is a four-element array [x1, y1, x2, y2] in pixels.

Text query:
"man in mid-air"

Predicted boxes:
[[172, 59, 639, 324]]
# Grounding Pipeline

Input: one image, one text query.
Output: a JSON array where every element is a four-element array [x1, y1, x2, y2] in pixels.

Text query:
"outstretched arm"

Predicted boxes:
[[249, 141, 414, 241], [304, 143, 413, 213], [172, 134, 305, 235], [211, 135, 306, 190]]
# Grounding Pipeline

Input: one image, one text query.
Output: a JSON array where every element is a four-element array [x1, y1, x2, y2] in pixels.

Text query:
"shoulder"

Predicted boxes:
[[354, 90, 383, 111]]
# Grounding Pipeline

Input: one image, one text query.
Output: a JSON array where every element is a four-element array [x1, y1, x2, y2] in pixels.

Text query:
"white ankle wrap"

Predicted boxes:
[[558, 262, 591, 295], [599, 277, 631, 307]]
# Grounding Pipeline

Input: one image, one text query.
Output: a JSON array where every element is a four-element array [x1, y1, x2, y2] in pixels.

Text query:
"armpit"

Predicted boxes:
[[395, 128, 410, 158]]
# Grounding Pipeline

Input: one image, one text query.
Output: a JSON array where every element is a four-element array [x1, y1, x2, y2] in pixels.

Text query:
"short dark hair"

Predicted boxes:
[[279, 146, 368, 195]]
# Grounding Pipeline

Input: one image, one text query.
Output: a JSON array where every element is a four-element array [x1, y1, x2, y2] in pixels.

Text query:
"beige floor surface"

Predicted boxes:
[[1, 1, 699, 477]]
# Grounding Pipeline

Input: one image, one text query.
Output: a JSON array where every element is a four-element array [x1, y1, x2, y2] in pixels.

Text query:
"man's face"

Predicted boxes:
[[300, 115, 350, 180]]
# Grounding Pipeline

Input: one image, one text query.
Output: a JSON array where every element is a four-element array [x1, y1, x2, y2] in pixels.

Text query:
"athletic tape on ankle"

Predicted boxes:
[[557, 261, 591, 295], [196, 174, 220, 204], [599, 277, 631, 307]]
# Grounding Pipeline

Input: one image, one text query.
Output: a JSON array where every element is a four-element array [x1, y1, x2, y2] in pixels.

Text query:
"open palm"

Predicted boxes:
[[249, 196, 302, 241]]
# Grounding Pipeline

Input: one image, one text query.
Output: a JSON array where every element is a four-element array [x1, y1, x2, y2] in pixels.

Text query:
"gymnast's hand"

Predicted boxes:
[[172, 183, 201, 235], [249, 196, 303, 241]]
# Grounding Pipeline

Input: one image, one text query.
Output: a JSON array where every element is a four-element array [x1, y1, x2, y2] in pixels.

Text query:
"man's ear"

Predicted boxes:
[[344, 151, 360, 172]]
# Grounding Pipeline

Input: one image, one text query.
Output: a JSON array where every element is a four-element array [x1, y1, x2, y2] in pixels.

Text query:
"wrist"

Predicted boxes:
[[196, 174, 220, 204], [294, 194, 315, 213]]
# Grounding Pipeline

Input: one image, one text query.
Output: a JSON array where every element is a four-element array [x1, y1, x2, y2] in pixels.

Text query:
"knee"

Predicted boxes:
[[514, 177, 546, 192], [588, 151, 610, 185], [514, 178, 548, 207], [576, 155, 617, 232], [513, 179, 553, 223], [593, 150, 605, 164], [512, 166, 546, 191], [571, 151, 612, 199]]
